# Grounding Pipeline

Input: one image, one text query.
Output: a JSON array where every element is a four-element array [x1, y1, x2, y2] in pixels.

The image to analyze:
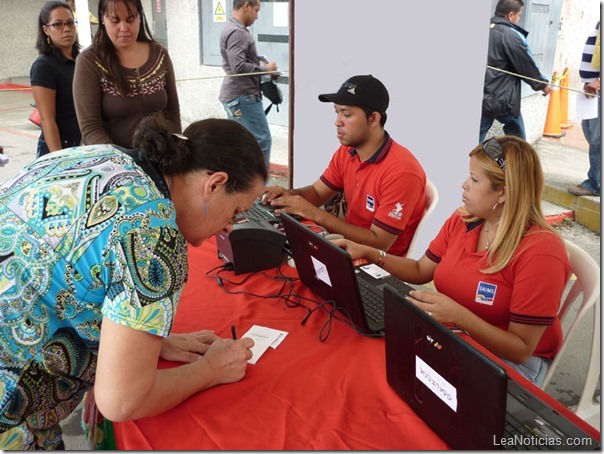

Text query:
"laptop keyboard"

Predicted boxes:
[[503, 420, 534, 450], [246, 200, 280, 223], [357, 279, 385, 325]]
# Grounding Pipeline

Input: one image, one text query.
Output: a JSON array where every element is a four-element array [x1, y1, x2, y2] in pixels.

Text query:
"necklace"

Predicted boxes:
[[484, 222, 491, 249], [483, 221, 499, 250]]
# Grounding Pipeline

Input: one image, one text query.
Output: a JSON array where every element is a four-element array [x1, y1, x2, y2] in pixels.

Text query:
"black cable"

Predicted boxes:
[[204, 263, 382, 341]]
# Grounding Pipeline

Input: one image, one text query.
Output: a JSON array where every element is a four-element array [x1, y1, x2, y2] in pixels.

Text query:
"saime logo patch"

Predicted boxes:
[[366, 194, 375, 212], [475, 281, 497, 305]]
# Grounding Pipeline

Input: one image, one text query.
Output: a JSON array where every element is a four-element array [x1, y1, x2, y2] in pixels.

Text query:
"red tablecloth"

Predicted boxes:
[[112, 237, 599, 450]]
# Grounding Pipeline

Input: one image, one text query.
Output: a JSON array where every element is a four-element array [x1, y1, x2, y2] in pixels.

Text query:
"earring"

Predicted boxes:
[[492, 202, 499, 211], [47, 36, 51, 45]]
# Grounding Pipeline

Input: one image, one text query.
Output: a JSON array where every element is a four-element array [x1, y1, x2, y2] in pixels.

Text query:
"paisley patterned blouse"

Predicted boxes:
[[0, 144, 188, 449]]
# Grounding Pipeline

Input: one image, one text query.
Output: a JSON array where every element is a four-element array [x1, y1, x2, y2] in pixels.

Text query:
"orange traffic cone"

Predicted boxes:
[[560, 67, 572, 129], [543, 72, 566, 138]]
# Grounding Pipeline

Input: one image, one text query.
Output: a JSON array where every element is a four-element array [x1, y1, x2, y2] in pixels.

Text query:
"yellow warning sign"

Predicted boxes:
[[213, 0, 226, 22]]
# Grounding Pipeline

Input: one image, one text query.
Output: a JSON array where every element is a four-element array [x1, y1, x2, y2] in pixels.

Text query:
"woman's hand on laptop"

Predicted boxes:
[[331, 238, 370, 260], [405, 289, 468, 325]]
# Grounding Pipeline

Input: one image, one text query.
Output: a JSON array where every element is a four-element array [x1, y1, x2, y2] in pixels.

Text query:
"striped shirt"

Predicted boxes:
[[580, 22, 600, 83]]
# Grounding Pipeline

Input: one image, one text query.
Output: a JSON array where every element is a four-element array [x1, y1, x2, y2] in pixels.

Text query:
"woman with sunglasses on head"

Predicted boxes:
[[335, 136, 570, 386], [30, 1, 82, 158], [73, 0, 181, 148], [0, 114, 266, 450]]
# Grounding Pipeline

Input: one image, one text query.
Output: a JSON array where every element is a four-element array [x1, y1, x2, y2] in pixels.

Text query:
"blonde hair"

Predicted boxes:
[[467, 136, 559, 273]]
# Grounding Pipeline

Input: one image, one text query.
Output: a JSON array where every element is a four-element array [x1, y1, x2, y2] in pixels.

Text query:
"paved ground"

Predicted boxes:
[[0, 83, 600, 448]]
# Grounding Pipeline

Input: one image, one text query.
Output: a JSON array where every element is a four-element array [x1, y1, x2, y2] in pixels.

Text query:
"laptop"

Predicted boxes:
[[383, 285, 600, 450], [281, 212, 414, 336]]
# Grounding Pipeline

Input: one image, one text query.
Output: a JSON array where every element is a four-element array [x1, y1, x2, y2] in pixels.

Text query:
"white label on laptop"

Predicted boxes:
[[311, 256, 332, 286], [416, 356, 458, 412], [359, 263, 391, 279]]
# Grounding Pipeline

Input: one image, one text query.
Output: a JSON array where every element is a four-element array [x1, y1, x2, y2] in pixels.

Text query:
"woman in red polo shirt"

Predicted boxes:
[[336, 136, 570, 386]]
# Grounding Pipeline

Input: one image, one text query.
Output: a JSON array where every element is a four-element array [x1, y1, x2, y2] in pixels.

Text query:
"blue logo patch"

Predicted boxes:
[[366, 194, 375, 212], [475, 281, 497, 305]]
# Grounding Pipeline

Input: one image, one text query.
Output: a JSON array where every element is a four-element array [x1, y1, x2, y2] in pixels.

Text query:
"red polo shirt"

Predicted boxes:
[[320, 134, 426, 257], [426, 213, 571, 359]]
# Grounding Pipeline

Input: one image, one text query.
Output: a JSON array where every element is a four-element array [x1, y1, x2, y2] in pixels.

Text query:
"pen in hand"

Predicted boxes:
[[231, 325, 237, 340]]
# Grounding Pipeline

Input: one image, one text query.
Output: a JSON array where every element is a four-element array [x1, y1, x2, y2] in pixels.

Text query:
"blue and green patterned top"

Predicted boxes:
[[0, 145, 188, 449]]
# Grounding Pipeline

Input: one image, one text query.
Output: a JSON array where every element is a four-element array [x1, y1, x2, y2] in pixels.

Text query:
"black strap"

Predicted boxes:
[[264, 103, 280, 115]]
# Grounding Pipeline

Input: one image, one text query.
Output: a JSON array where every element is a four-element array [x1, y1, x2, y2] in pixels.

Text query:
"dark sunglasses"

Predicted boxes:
[[481, 138, 506, 171]]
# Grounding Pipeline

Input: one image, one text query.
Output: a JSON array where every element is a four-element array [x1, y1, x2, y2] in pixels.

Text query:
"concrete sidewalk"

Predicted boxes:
[[0, 82, 600, 448], [537, 127, 600, 233]]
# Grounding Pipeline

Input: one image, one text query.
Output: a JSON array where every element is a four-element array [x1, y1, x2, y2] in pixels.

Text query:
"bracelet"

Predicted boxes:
[[376, 249, 386, 267]]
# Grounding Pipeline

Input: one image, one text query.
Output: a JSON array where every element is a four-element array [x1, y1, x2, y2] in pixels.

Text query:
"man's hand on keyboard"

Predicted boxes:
[[263, 185, 291, 203], [269, 194, 323, 222]]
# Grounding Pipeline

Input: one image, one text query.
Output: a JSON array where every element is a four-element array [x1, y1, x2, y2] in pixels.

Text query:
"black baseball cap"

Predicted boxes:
[[318, 75, 389, 112]]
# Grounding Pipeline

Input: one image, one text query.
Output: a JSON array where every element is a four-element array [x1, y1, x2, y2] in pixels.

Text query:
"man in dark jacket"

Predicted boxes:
[[479, 0, 551, 142]]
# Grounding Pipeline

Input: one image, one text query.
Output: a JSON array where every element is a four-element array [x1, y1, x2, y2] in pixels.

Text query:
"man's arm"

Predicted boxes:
[[224, 30, 261, 75], [271, 180, 399, 251], [503, 31, 549, 92], [311, 209, 399, 251]]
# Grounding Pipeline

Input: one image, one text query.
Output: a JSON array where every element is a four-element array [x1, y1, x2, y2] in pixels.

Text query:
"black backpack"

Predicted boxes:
[[261, 80, 282, 115]]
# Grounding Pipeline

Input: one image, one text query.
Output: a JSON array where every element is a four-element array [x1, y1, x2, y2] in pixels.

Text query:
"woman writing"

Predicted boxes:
[[30, 1, 81, 157], [337, 136, 570, 386], [73, 0, 180, 148], [0, 115, 266, 450]]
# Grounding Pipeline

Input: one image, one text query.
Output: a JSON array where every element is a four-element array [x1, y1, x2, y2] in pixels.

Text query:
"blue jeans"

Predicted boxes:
[[37, 136, 80, 158], [479, 113, 526, 143], [504, 356, 550, 387], [221, 94, 272, 172], [580, 110, 601, 196]]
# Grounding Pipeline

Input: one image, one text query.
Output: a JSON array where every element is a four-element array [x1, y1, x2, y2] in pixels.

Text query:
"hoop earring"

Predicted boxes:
[[492, 202, 499, 211]]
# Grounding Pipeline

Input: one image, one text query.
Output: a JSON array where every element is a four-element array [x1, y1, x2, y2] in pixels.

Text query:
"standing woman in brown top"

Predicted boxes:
[[73, 0, 181, 148]]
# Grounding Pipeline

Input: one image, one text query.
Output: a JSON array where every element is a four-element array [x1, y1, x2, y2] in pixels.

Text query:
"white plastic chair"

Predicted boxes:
[[406, 179, 439, 258], [541, 240, 601, 427]]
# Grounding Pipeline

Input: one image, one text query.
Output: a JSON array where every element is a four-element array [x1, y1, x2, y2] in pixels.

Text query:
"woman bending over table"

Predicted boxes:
[[0, 114, 265, 449], [335, 136, 570, 386]]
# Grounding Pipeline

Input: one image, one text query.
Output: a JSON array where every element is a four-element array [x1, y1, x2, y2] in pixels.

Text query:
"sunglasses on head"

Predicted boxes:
[[481, 138, 506, 171]]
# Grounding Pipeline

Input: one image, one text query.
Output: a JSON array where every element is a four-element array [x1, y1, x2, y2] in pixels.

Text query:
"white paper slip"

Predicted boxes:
[[241, 325, 289, 365], [576, 93, 599, 120]]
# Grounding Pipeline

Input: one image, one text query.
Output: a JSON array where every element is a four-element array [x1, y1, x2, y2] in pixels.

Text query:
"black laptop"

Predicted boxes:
[[383, 285, 600, 450], [281, 212, 414, 336]]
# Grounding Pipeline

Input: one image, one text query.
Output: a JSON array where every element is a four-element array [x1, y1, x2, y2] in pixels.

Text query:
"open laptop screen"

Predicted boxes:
[[384, 284, 507, 449]]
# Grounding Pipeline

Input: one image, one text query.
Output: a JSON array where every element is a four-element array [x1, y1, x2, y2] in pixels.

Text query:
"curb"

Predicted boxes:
[[269, 162, 288, 179], [543, 184, 600, 233], [545, 209, 575, 226]]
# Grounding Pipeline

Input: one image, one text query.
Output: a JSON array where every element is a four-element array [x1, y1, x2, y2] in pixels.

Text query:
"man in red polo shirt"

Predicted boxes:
[[263, 75, 426, 257]]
